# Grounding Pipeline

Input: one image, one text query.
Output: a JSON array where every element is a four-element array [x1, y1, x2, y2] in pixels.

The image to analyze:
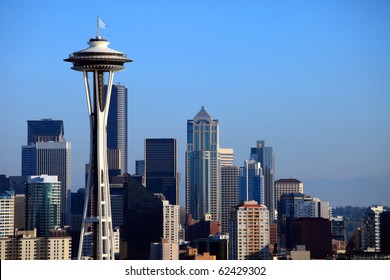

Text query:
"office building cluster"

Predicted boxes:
[[1, 87, 389, 260]]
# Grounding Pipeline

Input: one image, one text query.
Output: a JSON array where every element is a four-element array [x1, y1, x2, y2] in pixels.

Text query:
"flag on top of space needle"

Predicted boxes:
[[98, 17, 107, 29]]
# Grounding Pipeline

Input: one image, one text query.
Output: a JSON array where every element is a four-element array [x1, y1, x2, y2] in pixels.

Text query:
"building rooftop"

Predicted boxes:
[[275, 178, 302, 184], [28, 175, 59, 184]]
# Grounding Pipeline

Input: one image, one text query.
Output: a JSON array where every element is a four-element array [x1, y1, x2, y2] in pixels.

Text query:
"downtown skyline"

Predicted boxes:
[[0, 0, 389, 207]]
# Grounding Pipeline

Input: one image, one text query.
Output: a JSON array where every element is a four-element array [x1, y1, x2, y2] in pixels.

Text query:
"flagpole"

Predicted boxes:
[[97, 15, 99, 37]]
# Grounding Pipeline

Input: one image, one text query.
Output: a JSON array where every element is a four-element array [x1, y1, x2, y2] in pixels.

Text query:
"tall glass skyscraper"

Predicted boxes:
[[239, 160, 264, 204], [106, 84, 128, 175], [250, 140, 275, 223], [186, 107, 220, 221], [144, 138, 179, 205]]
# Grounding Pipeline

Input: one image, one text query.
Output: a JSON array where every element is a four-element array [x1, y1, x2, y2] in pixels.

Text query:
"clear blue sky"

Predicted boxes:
[[0, 0, 389, 207]]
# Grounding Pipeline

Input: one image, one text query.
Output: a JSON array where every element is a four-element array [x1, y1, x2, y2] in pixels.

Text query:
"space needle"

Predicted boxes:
[[64, 20, 132, 260]]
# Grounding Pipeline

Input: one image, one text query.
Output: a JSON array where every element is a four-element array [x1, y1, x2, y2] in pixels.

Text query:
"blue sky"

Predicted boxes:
[[0, 0, 389, 207]]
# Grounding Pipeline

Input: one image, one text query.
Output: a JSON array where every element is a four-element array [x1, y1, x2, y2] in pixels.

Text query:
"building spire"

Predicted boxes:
[[194, 106, 211, 121]]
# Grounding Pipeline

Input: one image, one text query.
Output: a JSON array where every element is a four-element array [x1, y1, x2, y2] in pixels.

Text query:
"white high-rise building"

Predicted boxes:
[[0, 190, 14, 238], [162, 200, 180, 244], [362, 205, 384, 252], [229, 200, 270, 260], [149, 199, 180, 260]]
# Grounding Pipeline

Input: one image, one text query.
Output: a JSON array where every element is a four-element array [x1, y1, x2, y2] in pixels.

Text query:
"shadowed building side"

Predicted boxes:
[[120, 174, 163, 260]]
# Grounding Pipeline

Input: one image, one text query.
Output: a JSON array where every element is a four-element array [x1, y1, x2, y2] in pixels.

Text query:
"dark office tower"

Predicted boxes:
[[106, 84, 128, 175], [250, 140, 275, 223], [110, 185, 124, 229], [0, 175, 9, 191], [27, 119, 64, 144], [145, 138, 179, 205], [14, 194, 26, 230], [379, 211, 390, 253], [70, 188, 85, 259], [120, 174, 163, 260], [9, 176, 28, 195], [186, 107, 220, 221], [331, 216, 346, 242]]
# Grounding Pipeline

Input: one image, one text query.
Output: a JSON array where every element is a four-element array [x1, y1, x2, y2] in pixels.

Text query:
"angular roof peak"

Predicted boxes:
[[194, 106, 211, 120]]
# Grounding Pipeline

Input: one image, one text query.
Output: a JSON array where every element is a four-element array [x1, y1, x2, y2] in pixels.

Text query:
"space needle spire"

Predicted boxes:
[[64, 31, 132, 260]]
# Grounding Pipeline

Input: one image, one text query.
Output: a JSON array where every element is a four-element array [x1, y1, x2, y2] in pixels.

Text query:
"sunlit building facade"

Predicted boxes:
[[229, 201, 270, 260], [186, 107, 220, 221]]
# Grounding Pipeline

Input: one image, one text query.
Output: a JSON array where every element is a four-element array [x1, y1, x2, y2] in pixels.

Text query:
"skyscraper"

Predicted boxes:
[[220, 147, 239, 234], [144, 138, 179, 205], [26, 175, 61, 237], [220, 165, 239, 234], [186, 106, 220, 221], [362, 205, 386, 252], [121, 174, 163, 260], [250, 140, 275, 223], [106, 84, 128, 175], [239, 160, 264, 204], [22, 141, 71, 226], [0, 190, 14, 238], [229, 200, 270, 260], [331, 216, 346, 242], [150, 199, 181, 260]]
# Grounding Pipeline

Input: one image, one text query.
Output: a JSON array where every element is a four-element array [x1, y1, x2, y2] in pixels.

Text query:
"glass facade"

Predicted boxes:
[[145, 138, 179, 205], [239, 160, 264, 204], [27, 175, 61, 237], [186, 107, 220, 221], [250, 141, 275, 223]]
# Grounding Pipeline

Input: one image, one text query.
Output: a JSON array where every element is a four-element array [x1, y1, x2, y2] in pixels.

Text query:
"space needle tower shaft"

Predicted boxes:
[[64, 36, 132, 260]]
